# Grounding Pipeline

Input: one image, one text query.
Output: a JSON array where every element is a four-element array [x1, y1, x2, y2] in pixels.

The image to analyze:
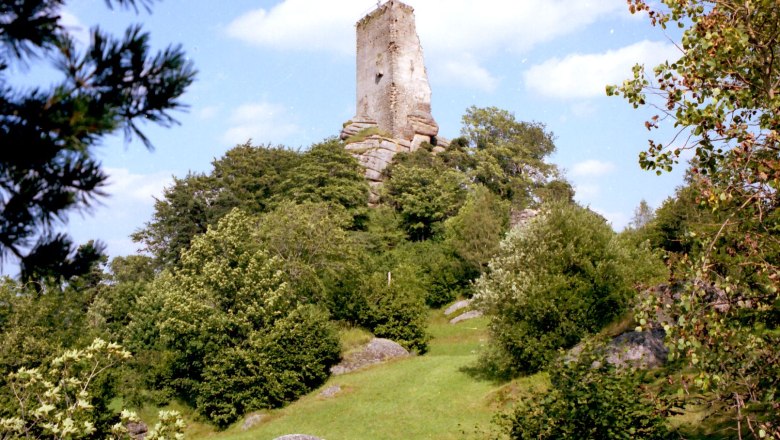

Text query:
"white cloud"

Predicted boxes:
[[226, 0, 625, 94], [104, 168, 171, 203], [571, 159, 616, 177], [437, 53, 498, 92], [222, 102, 298, 145], [59, 9, 90, 47], [414, 0, 623, 56], [226, 0, 372, 54], [197, 105, 220, 120], [524, 40, 679, 99], [226, 1, 623, 56]]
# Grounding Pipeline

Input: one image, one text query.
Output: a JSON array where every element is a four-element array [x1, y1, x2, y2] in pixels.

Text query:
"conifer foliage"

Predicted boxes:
[[0, 0, 195, 280]]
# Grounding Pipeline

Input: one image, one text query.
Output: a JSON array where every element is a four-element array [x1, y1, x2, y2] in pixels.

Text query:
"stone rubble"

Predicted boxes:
[[331, 338, 409, 375]]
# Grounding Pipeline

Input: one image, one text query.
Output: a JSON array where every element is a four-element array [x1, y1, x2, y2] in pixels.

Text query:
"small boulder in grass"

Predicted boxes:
[[318, 384, 342, 398], [449, 310, 483, 324], [331, 338, 409, 375], [126, 421, 147, 440], [444, 299, 472, 316], [273, 435, 324, 440], [242, 412, 266, 431]]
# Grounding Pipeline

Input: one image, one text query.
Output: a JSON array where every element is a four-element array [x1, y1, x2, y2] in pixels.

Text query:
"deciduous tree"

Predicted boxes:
[[611, 1, 780, 436], [453, 106, 559, 204]]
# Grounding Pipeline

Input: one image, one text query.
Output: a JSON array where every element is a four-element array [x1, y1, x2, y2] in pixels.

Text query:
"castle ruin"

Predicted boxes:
[[341, 0, 447, 202]]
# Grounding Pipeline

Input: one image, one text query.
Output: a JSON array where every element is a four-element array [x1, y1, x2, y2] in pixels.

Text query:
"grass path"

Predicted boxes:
[[190, 311, 528, 440]]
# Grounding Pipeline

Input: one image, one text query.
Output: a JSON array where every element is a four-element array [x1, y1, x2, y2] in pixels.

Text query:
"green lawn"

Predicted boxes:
[[185, 311, 536, 440]]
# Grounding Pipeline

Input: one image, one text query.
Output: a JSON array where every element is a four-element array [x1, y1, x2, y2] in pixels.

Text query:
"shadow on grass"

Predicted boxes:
[[458, 355, 517, 384]]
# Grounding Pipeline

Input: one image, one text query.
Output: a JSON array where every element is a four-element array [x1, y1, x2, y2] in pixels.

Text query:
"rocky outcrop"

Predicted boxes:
[[444, 299, 484, 324], [444, 299, 472, 316], [605, 329, 667, 369], [407, 110, 438, 137], [340, 118, 378, 140], [331, 338, 409, 375], [509, 208, 539, 229], [449, 310, 483, 324], [567, 328, 668, 370], [344, 133, 416, 203], [126, 421, 148, 440]]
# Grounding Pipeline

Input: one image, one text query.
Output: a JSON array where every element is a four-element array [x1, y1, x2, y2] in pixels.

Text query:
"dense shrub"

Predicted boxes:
[[196, 305, 339, 427], [127, 210, 341, 427], [503, 345, 671, 440], [383, 164, 468, 241], [475, 201, 666, 375], [356, 265, 431, 353], [444, 185, 509, 277], [386, 241, 469, 307]]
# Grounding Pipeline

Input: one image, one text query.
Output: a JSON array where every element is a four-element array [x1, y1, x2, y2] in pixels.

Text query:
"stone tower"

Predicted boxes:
[[341, 0, 447, 202]]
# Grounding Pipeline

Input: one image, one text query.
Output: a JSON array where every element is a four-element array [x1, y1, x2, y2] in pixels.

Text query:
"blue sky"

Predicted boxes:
[[3, 0, 689, 275]]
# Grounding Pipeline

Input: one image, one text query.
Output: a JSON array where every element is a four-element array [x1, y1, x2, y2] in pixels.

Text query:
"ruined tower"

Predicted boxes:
[[341, 0, 447, 201]]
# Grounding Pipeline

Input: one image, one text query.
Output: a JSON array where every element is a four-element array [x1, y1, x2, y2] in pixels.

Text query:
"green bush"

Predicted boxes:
[[127, 210, 341, 427], [259, 304, 341, 398], [388, 241, 469, 307], [502, 346, 671, 440], [475, 201, 666, 375], [196, 305, 339, 428], [357, 265, 430, 353], [444, 185, 509, 277], [383, 164, 468, 241]]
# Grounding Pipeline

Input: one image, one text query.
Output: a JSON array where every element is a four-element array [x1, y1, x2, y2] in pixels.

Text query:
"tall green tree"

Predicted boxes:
[[132, 172, 217, 268], [445, 185, 509, 275], [274, 138, 369, 218], [451, 106, 559, 204], [611, 1, 780, 436], [134, 140, 367, 269], [383, 165, 467, 241], [0, 0, 195, 279], [254, 201, 363, 309], [211, 143, 300, 214], [133, 145, 303, 268]]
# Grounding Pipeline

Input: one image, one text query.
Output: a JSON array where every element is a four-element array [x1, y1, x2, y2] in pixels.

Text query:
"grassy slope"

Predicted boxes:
[[189, 311, 534, 440]]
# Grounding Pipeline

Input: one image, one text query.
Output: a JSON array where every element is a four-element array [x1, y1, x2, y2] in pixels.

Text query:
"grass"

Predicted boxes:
[[131, 306, 730, 439], [179, 309, 543, 440], [344, 126, 391, 144], [336, 324, 374, 354]]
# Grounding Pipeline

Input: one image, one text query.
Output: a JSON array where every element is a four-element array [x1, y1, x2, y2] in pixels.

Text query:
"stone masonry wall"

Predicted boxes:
[[353, 1, 437, 140], [342, 1, 445, 203]]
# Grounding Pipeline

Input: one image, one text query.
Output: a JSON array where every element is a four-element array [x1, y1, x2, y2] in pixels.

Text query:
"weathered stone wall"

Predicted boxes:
[[353, 1, 437, 141], [342, 1, 446, 202]]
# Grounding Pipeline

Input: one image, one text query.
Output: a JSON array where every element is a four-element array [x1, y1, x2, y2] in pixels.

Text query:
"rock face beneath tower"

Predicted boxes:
[[341, 1, 445, 203]]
